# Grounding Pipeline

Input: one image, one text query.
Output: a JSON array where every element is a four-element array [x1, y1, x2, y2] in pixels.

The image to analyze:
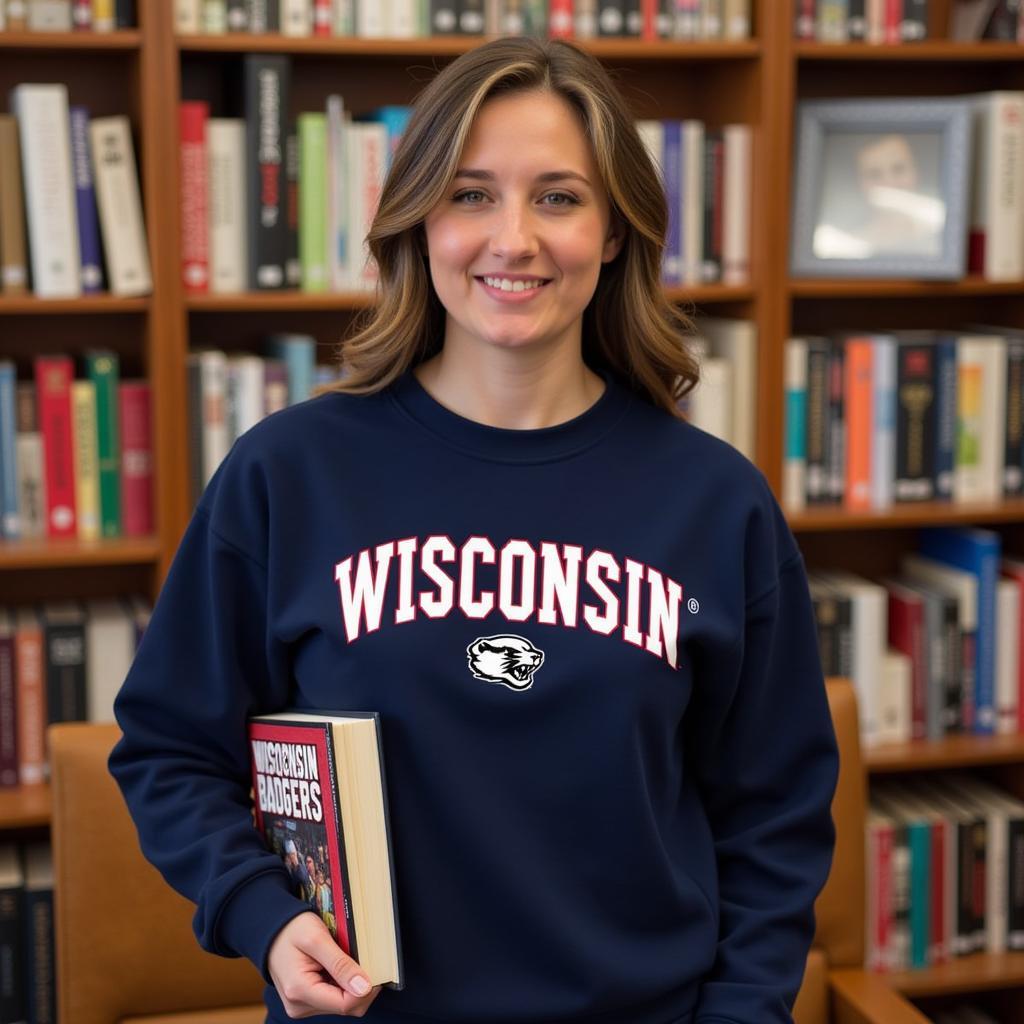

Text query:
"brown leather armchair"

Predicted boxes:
[[51, 679, 926, 1024], [50, 722, 265, 1024], [792, 679, 931, 1024]]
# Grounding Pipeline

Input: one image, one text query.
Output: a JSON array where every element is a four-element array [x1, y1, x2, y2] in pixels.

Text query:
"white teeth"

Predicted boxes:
[[483, 276, 545, 292]]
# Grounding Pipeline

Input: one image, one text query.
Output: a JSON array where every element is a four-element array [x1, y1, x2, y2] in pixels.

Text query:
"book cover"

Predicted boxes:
[[69, 107, 104, 294], [85, 350, 122, 538], [248, 710, 404, 989], [34, 355, 77, 540]]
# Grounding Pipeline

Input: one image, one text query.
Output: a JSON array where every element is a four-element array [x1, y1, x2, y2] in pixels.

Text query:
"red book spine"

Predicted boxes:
[[73, 0, 93, 29], [35, 356, 77, 539], [0, 631, 17, 787], [548, 0, 574, 37], [119, 380, 153, 537], [844, 338, 874, 511], [15, 614, 47, 785], [180, 101, 210, 294], [641, 0, 657, 40], [874, 823, 893, 970], [887, 588, 926, 740], [313, 0, 332, 36], [885, 0, 901, 43]]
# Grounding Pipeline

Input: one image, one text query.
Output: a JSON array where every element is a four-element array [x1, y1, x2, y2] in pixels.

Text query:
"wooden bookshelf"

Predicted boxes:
[[3, 0, 1024, 1008]]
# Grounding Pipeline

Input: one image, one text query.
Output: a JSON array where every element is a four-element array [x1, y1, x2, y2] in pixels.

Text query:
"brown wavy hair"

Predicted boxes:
[[313, 35, 699, 416]]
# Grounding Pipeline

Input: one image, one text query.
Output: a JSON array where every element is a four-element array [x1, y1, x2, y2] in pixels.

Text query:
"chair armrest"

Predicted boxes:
[[828, 968, 932, 1024]]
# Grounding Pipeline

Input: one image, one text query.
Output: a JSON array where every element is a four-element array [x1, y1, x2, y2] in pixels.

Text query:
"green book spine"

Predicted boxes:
[[86, 350, 122, 537], [908, 820, 931, 968], [299, 112, 328, 294]]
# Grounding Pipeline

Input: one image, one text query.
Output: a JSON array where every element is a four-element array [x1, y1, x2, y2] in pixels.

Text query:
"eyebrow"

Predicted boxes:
[[453, 168, 592, 187]]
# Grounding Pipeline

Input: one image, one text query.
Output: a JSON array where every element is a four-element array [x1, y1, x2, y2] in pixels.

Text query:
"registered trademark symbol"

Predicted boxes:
[[687, 598, 700, 614]]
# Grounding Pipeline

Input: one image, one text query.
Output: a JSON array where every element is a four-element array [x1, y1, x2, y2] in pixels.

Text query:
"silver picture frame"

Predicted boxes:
[[790, 96, 973, 280]]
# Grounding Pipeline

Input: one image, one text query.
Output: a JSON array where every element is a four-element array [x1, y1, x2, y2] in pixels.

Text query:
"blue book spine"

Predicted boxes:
[[268, 335, 315, 406], [0, 362, 19, 540], [908, 820, 931, 968], [934, 336, 957, 502], [920, 526, 1000, 734], [661, 120, 682, 286], [871, 335, 896, 509], [69, 107, 105, 294], [368, 106, 413, 170]]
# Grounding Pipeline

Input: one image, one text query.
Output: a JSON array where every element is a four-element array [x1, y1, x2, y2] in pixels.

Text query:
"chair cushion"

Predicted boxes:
[[792, 947, 828, 1024], [121, 1006, 265, 1024]]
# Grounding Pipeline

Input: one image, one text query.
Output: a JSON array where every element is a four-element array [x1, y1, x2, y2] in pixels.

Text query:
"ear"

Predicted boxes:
[[602, 210, 625, 264]]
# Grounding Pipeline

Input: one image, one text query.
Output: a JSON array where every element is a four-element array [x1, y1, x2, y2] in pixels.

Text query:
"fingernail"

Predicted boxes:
[[351, 976, 370, 996]]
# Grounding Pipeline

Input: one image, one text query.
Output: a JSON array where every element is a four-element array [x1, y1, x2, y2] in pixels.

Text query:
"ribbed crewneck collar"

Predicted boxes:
[[386, 364, 633, 464]]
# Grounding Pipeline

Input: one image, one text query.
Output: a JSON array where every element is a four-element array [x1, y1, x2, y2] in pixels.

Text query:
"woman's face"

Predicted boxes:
[[423, 89, 622, 359]]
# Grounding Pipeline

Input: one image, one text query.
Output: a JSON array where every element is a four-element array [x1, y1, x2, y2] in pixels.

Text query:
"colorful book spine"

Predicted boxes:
[[86, 350, 122, 538], [69, 107, 104, 294], [34, 356, 77, 540], [120, 380, 153, 536], [298, 112, 328, 292], [0, 362, 18, 540], [70, 379, 100, 541]]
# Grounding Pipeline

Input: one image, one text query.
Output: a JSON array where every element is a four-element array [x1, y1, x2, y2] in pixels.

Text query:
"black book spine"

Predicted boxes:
[[44, 619, 86, 724], [460, 0, 484, 33], [835, 593, 853, 680], [623, 0, 642, 35], [0, 881, 24, 1024], [847, 0, 867, 39], [894, 342, 936, 503], [938, 595, 961, 735], [25, 887, 54, 1024], [598, 0, 625, 36], [0, 633, 16, 787], [285, 126, 301, 288], [1008, 816, 1024, 950], [954, 820, 973, 954], [243, 55, 291, 290], [267, 0, 281, 30], [970, 815, 987, 951], [983, 0, 1020, 39], [430, 0, 459, 33], [1004, 338, 1024, 496], [828, 337, 846, 504], [227, 0, 249, 30], [900, 0, 928, 40], [806, 338, 831, 505], [811, 594, 837, 675], [114, 0, 136, 27]]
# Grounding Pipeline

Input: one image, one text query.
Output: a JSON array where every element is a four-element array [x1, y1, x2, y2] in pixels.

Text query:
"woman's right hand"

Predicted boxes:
[[267, 911, 382, 1018]]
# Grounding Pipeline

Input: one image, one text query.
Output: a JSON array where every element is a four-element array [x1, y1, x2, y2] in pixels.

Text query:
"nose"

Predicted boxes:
[[489, 200, 539, 262]]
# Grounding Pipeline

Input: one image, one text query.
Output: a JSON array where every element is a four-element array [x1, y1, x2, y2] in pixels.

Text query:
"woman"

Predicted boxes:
[[109, 36, 838, 1024]]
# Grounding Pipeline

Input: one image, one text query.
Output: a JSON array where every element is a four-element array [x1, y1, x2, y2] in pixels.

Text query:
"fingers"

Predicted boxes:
[[299, 925, 375, 1000]]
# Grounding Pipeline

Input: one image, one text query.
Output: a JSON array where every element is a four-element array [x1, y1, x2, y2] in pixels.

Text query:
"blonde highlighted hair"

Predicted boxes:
[[315, 35, 699, 416]]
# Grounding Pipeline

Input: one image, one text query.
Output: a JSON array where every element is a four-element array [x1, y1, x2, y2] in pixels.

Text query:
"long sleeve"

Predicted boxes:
[[108, 450, 309, 982], [689, 550, 840, 1024]]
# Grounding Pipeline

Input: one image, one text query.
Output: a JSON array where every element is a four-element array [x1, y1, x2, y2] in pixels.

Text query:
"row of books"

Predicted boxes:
[[782, 328, 1024, 513], [0, 0, 134, 31], [0, 597, 150, 788], [187, 336, 344, 501], [0, 842, 54, 1024], [794, 0, 930, 43], [0, 86, 152, 299], [0, 354, 152, 543], [808, 527, 1017, 747], [676, 314, 756, 461], [176, 0, 753, 40], [867, 776, 1024, 972]]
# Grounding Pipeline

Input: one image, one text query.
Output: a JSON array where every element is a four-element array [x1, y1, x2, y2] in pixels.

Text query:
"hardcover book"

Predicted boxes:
[[248, 709, 404, 990]]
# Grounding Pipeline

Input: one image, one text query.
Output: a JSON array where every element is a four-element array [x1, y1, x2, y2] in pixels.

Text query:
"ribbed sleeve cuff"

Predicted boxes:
[[216, 869, 313, 984]]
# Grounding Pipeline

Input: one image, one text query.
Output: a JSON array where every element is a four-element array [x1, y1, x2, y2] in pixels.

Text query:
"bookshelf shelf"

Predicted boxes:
[[788, 499, 1024, 533], [794, 41, 1024, 62], [0, 783, 51, 830], [887, 951, 1024, 997], [185, 283, 753, 313], [0, 30, 142, 51], [867, 733, 1024, 774], [0, 296, 150, 315], [175, 34, 762, 61], [0, 536, 161, 570], [789, 276, 1024, 299]]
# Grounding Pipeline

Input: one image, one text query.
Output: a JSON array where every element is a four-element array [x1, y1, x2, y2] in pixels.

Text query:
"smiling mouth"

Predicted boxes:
[[475, 276, 552, 294]]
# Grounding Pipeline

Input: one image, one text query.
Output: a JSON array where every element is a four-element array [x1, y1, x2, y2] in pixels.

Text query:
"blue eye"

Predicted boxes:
[[542, 192, 581, 207], [452, 189, 487, 204]]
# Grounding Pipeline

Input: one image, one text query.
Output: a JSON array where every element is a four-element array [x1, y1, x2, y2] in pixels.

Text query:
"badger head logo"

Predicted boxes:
[[466, 634, 544, 691]]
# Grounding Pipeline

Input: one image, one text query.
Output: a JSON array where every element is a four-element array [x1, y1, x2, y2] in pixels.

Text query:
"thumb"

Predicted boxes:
[[299, 925, 373, 998]]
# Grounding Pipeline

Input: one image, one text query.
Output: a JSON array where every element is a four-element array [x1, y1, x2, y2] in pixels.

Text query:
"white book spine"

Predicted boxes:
[[871, 335, 896, 511], [15, 433, 45, 539], [349, 122, 386, 291], [389, 0, 418, 36], [356, 0, 385, 35], [955, 335, 1005, 503], [229, 354, 266, 437], [27, 0, 72, 30], [722, 0, 750, 38], [12, 84, 81, 298], [721, 124, 750, 285], [84, 600, 135, 724], [996, 578, 1019, 735], [696, 315, 756, 461], [176, 0, 202, 32], [689, 358, 733, 446], [681, 120, 704, 286], [202, 0, 227, 32], [971, 93, 1024, 281], [878, 650, 912, 745], [89, 116, 152, 297], [281, 0, 311, 34], [207, 118, 248, 294], [783, 337, 807, 512], [199, 350, 230, 485]]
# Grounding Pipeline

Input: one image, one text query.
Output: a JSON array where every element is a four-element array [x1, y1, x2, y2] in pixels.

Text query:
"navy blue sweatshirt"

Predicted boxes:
[[109, 363, 839, 1024]]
